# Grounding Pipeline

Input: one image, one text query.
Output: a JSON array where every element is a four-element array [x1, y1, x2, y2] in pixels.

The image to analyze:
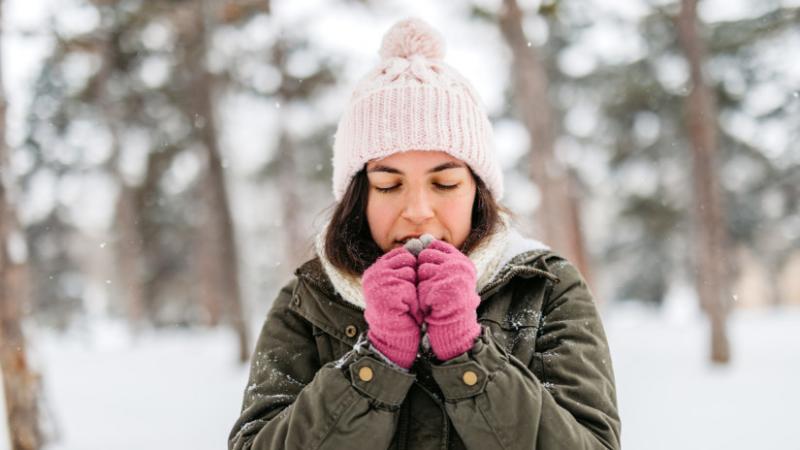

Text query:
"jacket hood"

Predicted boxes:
[[312, 211, 550, 311]]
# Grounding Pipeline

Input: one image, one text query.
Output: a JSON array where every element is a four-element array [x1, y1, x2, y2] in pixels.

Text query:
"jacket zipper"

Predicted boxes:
[[397, 397, 409, 450]]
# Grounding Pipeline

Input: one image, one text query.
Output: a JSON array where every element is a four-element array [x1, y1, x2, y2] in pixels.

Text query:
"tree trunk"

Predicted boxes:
[[270, 37, 318, 279], [195, 172, 225, 327], [130, 143, 184, 323], [89, 31, 148, 331], [113, 185, 146, 329], [191, 0, 250, 363], [498, 0, 594, 291], [675, 0, 731, 364], [276, 131, 308, 272], [0, 0, 43, 445], [0, 261, 41, 450]]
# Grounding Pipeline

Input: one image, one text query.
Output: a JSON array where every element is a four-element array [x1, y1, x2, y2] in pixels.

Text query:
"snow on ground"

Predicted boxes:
[[1, 322, 250, 450], [2, 307, 799, 450], [605, 305, 800, 450]]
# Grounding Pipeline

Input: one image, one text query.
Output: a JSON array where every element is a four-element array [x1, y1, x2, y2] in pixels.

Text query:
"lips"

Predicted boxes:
[[396, 235, 422, 244], [395, 234, 444, 245]]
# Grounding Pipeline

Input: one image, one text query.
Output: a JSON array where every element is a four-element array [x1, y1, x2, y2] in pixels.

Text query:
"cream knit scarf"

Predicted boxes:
[[314, 211, 550, 310]]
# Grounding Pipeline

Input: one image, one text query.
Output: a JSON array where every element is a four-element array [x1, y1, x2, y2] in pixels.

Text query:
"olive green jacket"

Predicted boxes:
[[228, 249, 620, 449]]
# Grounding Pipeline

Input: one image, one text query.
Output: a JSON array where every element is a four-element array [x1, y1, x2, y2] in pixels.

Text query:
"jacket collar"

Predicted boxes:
[[296, 213, 558, 311], [291, 245, 561, 348]]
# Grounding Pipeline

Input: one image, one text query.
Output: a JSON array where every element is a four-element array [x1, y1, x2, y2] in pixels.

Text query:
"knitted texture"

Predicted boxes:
[[417, 239, 482, 361], [331, 17, 504, 202], [402, 233, 435, 256], [314, 210, 515, 310], [362, 246, 422, 369]]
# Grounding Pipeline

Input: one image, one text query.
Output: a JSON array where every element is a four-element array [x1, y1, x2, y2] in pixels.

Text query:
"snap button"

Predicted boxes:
[[345, 325, 358, 338], [462, 370, 478, 386], [358, 366, 374, 382]]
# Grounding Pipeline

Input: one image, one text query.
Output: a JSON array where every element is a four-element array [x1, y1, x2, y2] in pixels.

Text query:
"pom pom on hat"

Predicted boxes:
[[331, 17, 505, 202], [379, 17, 445, 61]]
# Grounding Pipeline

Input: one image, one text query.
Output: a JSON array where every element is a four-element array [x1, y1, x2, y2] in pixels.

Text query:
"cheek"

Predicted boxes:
[[440, 189, 476, 244], [366, 194, 399, 244]]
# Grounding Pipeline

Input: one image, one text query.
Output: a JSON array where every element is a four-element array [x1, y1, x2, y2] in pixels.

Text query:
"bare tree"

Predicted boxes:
[[0, 231, 42, 450], [90, 33, 149, 330], [274, 131, 308, 271], [675, 0, 731, 364], [270, 36, 330, 271], [113, 185, 147, 327], [0, 1, 43, 447], [188, 0, 250, 362], [498, 0, 594, 288]]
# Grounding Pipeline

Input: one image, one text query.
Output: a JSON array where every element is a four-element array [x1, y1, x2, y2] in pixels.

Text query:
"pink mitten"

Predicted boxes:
[[362, 247, 423, 369], [417, 240, 482, 361]]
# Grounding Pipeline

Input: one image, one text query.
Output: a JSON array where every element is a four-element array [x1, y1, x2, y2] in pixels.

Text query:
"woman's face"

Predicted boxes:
[[365, 150, 477, 253]]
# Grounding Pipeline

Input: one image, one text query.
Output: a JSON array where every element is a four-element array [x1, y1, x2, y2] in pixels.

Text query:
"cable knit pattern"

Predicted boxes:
[[362, 247, 422, 369], [331, 17, 504, 202], [417, 239, 483, 361]]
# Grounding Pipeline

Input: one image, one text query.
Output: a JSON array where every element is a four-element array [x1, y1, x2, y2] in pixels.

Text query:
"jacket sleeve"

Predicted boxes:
[[429, 257, 621, 450], [228, 278, 416, 450]]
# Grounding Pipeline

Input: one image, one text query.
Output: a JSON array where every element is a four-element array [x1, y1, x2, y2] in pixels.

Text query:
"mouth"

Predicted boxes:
[[396, 235, 422, 245], [395, 234, 443, 246]]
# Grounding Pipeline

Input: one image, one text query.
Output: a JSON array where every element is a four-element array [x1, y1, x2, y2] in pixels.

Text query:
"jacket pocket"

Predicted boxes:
[[312, 325, 335, 366], [313, 326, 356, 366], [479, 277, 546, 368], [480, 321, 539, 370]]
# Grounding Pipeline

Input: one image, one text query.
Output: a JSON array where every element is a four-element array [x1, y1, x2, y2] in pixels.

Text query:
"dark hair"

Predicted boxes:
[[323, 165, 514, 277]]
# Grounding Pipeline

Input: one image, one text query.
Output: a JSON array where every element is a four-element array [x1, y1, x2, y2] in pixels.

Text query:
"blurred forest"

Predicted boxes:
[[0, 0, 798, 448]]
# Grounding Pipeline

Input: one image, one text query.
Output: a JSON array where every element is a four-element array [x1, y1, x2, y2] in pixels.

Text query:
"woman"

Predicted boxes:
[[229, 17, 620, 450]]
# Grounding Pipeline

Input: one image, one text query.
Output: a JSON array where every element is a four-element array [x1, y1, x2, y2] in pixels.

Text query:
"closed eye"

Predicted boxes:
[[375, 185, 399, 193], [435, 183, 459, 191], [374, 183, 460, 193]]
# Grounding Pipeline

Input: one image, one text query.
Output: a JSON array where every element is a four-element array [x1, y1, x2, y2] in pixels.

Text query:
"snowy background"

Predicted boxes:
[[2, 0, 799, 449], [2, 304, 800, 450]]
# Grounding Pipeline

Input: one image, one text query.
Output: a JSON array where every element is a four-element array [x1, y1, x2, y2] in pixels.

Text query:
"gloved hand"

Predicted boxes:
[[362, 246, 422, 369], [417, 239, 482, 361]]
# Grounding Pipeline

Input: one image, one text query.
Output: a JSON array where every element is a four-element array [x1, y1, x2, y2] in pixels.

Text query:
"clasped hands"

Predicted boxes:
[[362, 234, 482, 369]]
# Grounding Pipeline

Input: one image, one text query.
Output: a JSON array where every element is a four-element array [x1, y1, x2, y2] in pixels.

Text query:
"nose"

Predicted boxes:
[[400, 186, 435, 224]]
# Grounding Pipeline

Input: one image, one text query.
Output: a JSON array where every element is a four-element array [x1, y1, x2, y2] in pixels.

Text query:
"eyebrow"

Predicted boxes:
[[367, 161, 466, 175]]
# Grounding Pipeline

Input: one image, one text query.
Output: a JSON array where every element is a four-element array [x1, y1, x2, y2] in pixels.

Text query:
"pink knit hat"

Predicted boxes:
[[331, 17, 504, 202]]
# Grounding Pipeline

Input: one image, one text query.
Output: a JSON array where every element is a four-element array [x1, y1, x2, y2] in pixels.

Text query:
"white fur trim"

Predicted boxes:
[[314, 212, 550, 311]]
